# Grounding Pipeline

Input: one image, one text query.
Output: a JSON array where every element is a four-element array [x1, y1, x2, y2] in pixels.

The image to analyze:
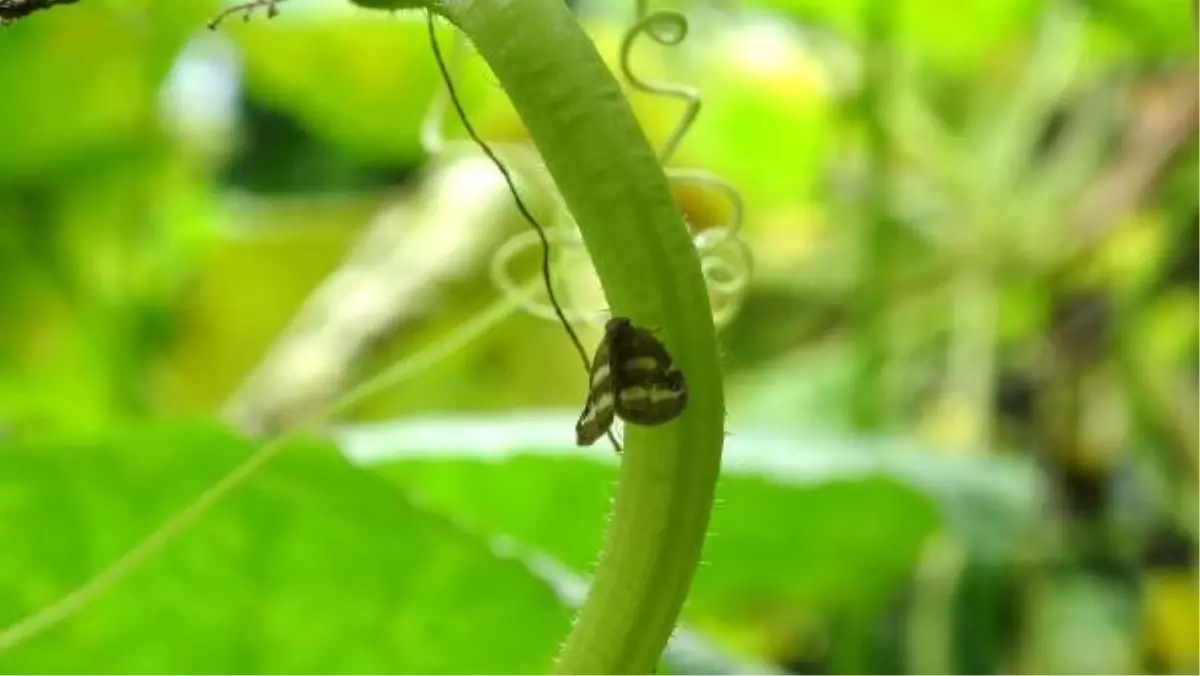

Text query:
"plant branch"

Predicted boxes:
[[1072, 66, 1199, 243], [363, 0, 727, 671], [851, 0, 895, 430], [0, 0, 78, 24]]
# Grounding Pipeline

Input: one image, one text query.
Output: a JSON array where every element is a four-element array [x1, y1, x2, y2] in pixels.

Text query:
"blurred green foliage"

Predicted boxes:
[[0, 0, 1196, 672], [0, 423, 570, 673]]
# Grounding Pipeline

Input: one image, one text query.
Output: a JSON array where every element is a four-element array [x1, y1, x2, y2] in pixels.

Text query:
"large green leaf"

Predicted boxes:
[[225, 10, 512, 165], [340, 414, 1031, 623], [378, 453, 938, 616], [0, 0, 211, 179], [745, 0, 1041, 72], [341, 410, 1052, 669], [341, 412, 1041, 561], [0, 422, 571, 673]]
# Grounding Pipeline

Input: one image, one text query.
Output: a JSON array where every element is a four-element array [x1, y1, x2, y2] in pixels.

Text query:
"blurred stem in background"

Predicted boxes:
[[219, 154, 528, 435], [907, 534, 967, 676], [850, 0, 893, 432], [947, 260, 996, 449]]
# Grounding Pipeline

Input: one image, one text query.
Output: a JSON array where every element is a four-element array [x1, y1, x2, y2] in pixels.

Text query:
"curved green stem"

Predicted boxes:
[[358, 0, 726, 671]]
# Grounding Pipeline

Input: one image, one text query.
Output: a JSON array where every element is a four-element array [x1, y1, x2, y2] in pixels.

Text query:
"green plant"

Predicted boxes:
[[229, 0, 726, 670], [391, 2, 727, 671]]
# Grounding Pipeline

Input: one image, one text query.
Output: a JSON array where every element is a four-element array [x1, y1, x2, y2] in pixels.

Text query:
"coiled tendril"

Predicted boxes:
[[420, 28, 613, 330], [426, 1, 753, 331], [619, 0, 753, 328]]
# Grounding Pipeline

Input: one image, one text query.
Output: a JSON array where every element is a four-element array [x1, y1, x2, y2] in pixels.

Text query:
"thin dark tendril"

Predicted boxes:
[[426, 12, 622, 453], [425, 13, 587, 369], [207, 0, 280, 29]]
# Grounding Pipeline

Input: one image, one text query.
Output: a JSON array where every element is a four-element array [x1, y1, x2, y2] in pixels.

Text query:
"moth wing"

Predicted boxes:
[[609, 324, 688, 425], [613, 379, 687, 425], [613, 322, 674, 369], [575, 392, 614, 445], [574, 332, 616, 446]]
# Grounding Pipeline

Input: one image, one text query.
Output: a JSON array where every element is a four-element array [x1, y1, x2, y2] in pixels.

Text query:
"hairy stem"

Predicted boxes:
[[441, 4, 725, 672], [360, 0, 726, 671]]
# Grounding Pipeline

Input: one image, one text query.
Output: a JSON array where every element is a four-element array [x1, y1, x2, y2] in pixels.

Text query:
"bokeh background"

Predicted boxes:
[[0, 0, 1197, 673]]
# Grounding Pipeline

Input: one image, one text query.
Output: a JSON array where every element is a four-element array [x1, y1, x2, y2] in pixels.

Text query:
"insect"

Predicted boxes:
[[575, 317, 688, 447]]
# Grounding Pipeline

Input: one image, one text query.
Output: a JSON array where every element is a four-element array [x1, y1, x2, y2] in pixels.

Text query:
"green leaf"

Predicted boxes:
[[386, 453, 938, 615], [0, 0, 212, 179], [340, 412, 1042, 563], [0, 421, 570, 673], [225, 14, 508, 166], [343, 413, 1041, 624], [744, 0, 1040, 73], [1021, 572, 1141, 675]]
